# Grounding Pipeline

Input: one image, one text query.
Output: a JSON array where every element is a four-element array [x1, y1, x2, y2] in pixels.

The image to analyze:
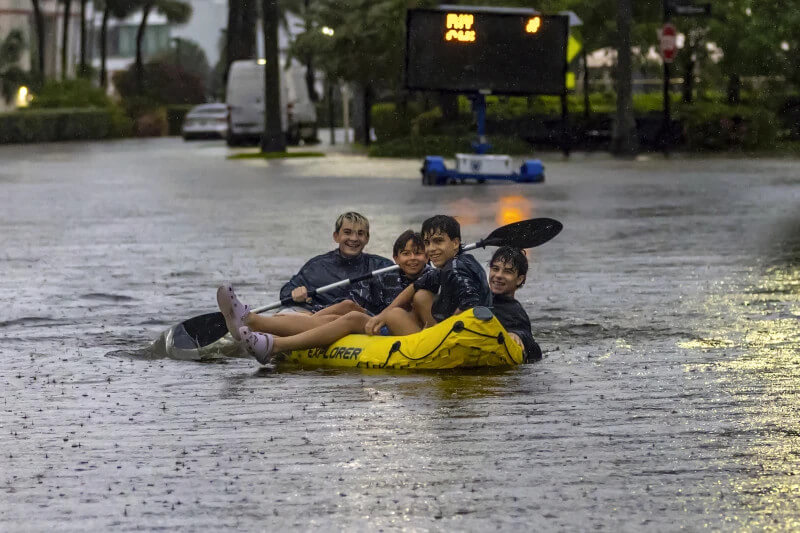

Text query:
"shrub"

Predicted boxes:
[[133, 108, 168, 137], [0, 108, 129, 143], [112, 59, 206, 107], [677, 102, 778, 150], [29, 79, 113, 109], [166, 104, 194, 136], [371, 102, 411, 141], [411, 106, 443, 135]]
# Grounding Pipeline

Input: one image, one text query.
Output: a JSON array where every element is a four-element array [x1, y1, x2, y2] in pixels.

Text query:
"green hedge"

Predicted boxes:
[[166, 105, 194, 136], [0, 108, 131, 144], [676, 102, 778, 150]]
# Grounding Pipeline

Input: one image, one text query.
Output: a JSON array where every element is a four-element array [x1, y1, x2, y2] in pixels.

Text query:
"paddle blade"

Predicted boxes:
[[172, 311, 229, 349], [482, 217, 563, 249]]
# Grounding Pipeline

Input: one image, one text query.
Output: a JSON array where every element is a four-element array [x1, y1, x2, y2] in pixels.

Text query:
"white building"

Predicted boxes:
[[0, 0, 82, 110]]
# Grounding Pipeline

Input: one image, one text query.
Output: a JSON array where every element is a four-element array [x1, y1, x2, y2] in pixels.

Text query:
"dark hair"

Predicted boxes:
[[393, 230, 424, 256], [421, 215, 461, 242], [490, 246, 528, 286]]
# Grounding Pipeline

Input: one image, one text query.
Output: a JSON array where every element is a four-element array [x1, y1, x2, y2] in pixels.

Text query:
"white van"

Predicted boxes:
[[225, 59, 318, 146]]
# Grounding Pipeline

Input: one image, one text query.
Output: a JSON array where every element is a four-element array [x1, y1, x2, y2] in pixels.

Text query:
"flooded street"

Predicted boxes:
[[1, 138, 799, 530]]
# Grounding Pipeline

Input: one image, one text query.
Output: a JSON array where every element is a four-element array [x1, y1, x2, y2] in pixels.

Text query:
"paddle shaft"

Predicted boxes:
[[250, 242, 480, 314]]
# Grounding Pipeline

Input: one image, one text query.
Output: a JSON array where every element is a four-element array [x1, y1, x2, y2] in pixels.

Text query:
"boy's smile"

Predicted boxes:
[[489, 260, 525, 296], [394, 240, 427, 277], [423, 230, 460, 268], [334, 221, 369, 258]]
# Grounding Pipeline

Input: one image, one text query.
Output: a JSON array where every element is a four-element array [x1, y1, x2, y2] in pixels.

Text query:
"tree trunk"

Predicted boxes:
[[225, 0, 257, 84], [352, 83, 372, 145], [305, 56, 318, 102], [438, 93, 458, 121], [135, 3, 153, 93], [610, 0, 638, 156], [61, 0, 73, 79], [31, 0, 46, 78], [99, 6, 109, 87], [78, 0, 87, 76], [726, 73, 740, 104], [261, 0, 286, 152], [582, 46, 590, 118], [302, 0, 318, 102], [682, 54, 694, 103]]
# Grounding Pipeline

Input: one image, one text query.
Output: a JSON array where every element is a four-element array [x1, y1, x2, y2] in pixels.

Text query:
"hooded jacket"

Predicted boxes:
[[491, 293, 541, 363], [279, 250, 393, 310]]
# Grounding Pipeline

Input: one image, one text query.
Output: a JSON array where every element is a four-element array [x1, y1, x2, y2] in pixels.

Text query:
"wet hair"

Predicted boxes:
[[490, 246, 528, 287], [392, 230, 424, 256], [335, 211, 369, 235], [421, 215, 461, 242]]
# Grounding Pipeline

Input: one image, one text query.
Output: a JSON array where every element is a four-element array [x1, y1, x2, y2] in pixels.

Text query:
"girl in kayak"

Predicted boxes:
[[217, 230, 429, 363]]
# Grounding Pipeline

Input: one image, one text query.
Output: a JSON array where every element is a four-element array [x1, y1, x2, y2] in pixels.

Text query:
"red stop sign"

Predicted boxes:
[[660, 23, 677, 63]]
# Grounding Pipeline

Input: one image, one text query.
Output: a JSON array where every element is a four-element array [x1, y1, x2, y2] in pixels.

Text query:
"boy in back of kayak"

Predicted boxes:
[[487, 246, 542, 362], [364, 214, 492, 336]]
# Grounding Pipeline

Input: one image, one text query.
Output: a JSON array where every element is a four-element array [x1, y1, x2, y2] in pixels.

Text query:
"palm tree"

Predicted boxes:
[[98, 0, 137, 88], [30, 0, 45, 78], [134, 0, 192, 92], [78, 0, 89, 76], [1, 29, 27, 103], [225, 0, 256, 83], [60, 0, 73, 79]]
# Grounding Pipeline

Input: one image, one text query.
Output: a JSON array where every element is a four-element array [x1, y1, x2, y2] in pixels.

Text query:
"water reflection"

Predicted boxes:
[[495, 195, 534, 226], [682, 261, 800, 529]]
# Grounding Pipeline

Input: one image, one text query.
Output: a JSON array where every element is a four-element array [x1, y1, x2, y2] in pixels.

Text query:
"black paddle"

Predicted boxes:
[[167, 217, 562, 350]]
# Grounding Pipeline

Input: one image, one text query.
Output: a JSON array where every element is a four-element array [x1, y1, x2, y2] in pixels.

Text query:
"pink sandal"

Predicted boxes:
[[239, 326, 275, 364], [216, 284, 250, 341]]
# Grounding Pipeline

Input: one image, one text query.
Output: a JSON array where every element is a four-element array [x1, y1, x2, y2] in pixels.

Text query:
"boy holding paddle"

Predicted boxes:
[[280, 211, 393, 310]]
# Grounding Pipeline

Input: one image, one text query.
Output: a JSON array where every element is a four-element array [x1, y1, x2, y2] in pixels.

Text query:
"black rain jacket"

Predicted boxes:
[[491, 293, 542, 363], [413, 252, 492, 322], [279, 250, 393, 310]]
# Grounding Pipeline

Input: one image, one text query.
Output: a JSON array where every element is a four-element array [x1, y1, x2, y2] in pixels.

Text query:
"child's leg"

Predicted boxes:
[[313, 299, 365, 317], [382, 307, 423, 336], [245, 312, 338, 336], [272, 311, 371, 352], [412, 289, 437, 328]]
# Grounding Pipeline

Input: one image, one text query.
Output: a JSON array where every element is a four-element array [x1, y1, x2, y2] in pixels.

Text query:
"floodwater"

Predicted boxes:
[[1, 138, 799, 530]]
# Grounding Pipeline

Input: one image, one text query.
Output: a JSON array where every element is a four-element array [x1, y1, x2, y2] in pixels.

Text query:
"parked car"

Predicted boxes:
[[225, 59, 318, 146], [182, 103, 229, 140]]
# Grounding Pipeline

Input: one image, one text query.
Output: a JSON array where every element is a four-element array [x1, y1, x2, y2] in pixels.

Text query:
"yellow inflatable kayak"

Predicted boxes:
[[276, 307, 524, 370]]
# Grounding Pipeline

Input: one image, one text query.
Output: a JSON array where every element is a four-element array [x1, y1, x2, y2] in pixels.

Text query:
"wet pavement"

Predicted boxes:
[[1, 138, 799, 530]]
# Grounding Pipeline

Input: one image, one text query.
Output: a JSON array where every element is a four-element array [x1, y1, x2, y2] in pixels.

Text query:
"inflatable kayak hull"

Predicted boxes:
[[277, 307, 524, 369]]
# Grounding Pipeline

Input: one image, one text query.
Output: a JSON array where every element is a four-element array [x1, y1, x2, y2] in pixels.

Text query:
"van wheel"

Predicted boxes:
[[226, 134, 240, 147]]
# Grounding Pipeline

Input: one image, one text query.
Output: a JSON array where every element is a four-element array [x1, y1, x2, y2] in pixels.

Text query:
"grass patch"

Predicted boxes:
[[228, 151, 325, 160]]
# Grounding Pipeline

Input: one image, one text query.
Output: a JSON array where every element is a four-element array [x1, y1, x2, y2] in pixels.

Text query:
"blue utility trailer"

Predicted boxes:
[[420, 93, 545, 186]]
